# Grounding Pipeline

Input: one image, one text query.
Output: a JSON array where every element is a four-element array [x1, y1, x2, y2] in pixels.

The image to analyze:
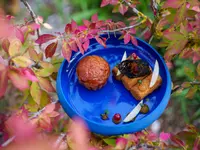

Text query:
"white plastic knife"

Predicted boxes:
[[150, 60, 159, 88], [117, 51, 127, 76], [123, 100, 143, 123]]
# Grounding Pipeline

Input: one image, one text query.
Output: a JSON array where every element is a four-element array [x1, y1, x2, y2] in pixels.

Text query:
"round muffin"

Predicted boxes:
[[76, 55, 110, 90]]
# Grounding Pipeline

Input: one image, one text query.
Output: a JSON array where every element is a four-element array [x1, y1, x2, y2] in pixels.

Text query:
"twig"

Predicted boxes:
[[139, 27, 149, 38], [171, 81, 200, 94], [1, 101, 59, 147], [124, 0, 152, 24], [54, 133, 67, 148], [151, 0, 158, 16], [101, 21, 144, 33], [20, 0, 40, 37], [148, 35, 154, 44]]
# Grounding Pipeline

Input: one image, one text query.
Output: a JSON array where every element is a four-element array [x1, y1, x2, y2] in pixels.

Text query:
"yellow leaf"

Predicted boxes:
[[30, 82, 42, 105], [8, 38, 22, 57], [12, 56, 33, 67]]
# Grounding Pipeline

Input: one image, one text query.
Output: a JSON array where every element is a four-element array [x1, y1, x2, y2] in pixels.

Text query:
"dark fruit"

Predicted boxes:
[[132, 53, 137, 60], [112, 113, 121, 124], [101, 113, 108, 120], [140, 104, 149, 114]]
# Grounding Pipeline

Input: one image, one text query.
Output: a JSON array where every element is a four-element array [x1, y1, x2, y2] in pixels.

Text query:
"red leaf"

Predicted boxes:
[[95, 36, 106, 48], [15, 28, 24, 43], [83, 19, 91, 27], [193, 51, 200, 64], [1, 38, 10, 53], [91, 13, 98, 22], [69, 40, 78, 52], [119, 4, 128, 15], [29, 23, 40, 30], [193, 137, 200, 150], [163, 31, 184, 40], [45, 103, 56, 113], [71, 19, 78, 32], [45, 41, 58, 58], [35, 34, 57, 45], [131, 36, 138, 45], [65, 24, 72, 34], [38, 77, 55, 93], [170, 134, 185, 147], [8, 69, 29, 91], [129, 28, 136, 34], [163, 0, 184, 9], [89, 23, 96, 29], [110, 0, 118, 5], [124, 33, 131, 44], [21, 68, 38, 82], [76, 39, 85, 54], [101, 0, 110, 7], [0, 70, 8, 98], [83, 40, 90, 51], [48, 111, 59, 117], [62, 41, 72, 62]]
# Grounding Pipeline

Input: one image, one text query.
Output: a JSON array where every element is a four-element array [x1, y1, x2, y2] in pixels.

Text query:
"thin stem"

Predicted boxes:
[[101, 21, 143, 33], [20, 0, 40, 37], [148, 35, 154, 44], [124, 0, 152, 24], [171, 81, 200, 94]]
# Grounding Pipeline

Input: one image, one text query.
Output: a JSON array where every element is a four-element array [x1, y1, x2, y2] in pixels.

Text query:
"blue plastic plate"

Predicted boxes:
[[56, 33, 171, 135]]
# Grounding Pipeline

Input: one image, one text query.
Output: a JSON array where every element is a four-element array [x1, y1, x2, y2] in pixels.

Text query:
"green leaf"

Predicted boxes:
[[184, 67, 195, 79], [30, 82, 42, 105], [28, 47, 40, 62], [12, 56, 33, 68], [181, 82, 191, 88], [186, 85, 198, 99], [103, 138, 116, 147], [176, 131, 197, 147], [38, 77, 55, 93], [8, 38, 21, 57], [197, 63, 200, 76], [163, 31, 185, 41], [174, 2, 186, 25], [35, 62, 55, 77], [40, 90, 51, 108]]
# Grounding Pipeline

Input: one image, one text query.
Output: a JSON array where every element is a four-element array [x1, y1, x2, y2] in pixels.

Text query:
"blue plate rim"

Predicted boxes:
[[56, 33, 172, 135]]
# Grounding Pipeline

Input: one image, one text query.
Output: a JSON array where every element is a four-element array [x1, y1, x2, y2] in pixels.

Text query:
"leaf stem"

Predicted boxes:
[[20, 0, 40, 37], [171, 81, 200, 94], [101, 21, 144, 33]]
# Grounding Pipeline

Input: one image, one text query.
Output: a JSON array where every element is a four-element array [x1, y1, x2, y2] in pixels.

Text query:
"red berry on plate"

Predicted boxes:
[[112, 113, 121, 124], [132, 53, 137, 60]]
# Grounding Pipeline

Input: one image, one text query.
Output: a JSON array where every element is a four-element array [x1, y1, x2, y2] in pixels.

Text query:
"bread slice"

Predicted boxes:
[[130, 74, 162, 100], [121, 75, 146, 90]]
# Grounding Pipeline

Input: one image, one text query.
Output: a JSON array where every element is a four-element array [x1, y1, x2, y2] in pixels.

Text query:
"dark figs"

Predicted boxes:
[[117, 59, 151, 78], [140, 104, 149, 114]]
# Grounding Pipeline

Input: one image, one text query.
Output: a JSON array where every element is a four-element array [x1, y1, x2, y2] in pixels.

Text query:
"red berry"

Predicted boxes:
[[132, 53, 137, 60], [112, 113, 121, 124]]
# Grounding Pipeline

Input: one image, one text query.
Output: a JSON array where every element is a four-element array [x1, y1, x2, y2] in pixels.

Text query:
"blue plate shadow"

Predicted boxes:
[[56, 33, 171, 135]]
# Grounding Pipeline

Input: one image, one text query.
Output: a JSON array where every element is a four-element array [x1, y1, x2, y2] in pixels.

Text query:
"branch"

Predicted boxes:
[[171, 81, 200, 94], [124, 0, 152, 24], [101, 21, 144, 33], [150, 0, 158, 16], [20, 0, 40, 37]]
